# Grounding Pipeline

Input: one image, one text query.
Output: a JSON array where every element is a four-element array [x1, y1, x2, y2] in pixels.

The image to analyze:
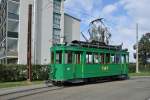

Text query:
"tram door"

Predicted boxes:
[[73, 52, 82, 78]]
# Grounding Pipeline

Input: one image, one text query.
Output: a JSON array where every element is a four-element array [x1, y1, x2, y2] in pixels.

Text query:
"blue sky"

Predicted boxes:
[[64, 0, 150, 62]]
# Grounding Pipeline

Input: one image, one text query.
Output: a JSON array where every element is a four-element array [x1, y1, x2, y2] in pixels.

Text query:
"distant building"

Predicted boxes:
[[0, 0, 80, 65], [64, 13, 80, 43]]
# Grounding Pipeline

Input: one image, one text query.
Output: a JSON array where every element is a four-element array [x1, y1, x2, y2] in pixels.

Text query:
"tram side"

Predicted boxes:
[[49, 45, 129, 84]]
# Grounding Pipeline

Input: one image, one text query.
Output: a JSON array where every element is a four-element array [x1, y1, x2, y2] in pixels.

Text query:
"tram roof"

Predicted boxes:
[[51, 44, 129, 54]]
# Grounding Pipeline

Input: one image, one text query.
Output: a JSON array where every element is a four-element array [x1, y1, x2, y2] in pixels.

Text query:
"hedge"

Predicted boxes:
[[128, 63, 150, 73], [0, 64, 49, 82], [0, 64, 150, 82]]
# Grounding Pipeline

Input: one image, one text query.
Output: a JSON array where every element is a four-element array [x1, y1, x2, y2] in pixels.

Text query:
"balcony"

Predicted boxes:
[[8, 12, 19, 20], [7, 50, 18, 57]]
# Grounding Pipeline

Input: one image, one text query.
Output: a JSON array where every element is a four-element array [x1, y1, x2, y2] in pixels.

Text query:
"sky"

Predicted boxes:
[[64, 0, 150, 62]]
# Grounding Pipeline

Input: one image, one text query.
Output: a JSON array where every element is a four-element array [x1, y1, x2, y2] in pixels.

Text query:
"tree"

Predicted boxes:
[[134, 33, 150, 65]]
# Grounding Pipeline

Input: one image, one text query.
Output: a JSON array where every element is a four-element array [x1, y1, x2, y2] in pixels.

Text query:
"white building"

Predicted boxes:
[[0, 0, 80, 65], [64, 13, 80, 43]]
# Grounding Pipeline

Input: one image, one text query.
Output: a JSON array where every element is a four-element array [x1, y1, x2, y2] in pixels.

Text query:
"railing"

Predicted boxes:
[[0, 50, 6, 58], [7, 38, 18, 57], [7, 50, 18, 57]]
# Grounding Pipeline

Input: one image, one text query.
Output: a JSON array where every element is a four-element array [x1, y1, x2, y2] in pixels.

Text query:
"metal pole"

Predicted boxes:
[[33, 0, 37, 64], [27, 4, 32, 81], [136, 23, 139, 73]]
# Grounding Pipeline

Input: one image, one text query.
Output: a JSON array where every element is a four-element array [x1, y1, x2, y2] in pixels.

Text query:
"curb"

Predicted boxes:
[[131, 76, 150, 78]]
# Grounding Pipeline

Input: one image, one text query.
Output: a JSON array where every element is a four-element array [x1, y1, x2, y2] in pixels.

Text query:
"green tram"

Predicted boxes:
[[49, 41, 129, 85]]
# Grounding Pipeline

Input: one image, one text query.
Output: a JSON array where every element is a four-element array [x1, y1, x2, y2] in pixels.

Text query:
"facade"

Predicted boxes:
[[0, 0, 19, 64], [0, 0, 80, 65]]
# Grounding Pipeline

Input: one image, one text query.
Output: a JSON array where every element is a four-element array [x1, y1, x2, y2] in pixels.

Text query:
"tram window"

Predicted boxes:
[[68, 52, 72, 64], [111, 54, 115, 64], [75, 53, 81, 64], [94, 54, 99, 64], [121, 55, 124, 63], [51, 52, 54, 64], [121, 54, 126, 64], [126, 55, 129, 63], [56, 52, 62, 64], [115, 54, 121, 64], [100, 54, 104, 64], [106, 53, 110, 64], [65, 53, 68, 64], [86, 53, 93, 64], [64, 52, 73, 64]]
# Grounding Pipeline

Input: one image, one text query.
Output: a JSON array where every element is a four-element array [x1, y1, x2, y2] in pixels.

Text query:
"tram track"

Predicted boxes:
[[0, 84, 64, 100], [0, 78, 130, 100]]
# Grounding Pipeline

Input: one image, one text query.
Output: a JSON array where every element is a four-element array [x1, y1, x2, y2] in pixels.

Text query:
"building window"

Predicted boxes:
[[53, 29, 60, 44], [53, 0, 61, 13], [53, 13, 61, 29]]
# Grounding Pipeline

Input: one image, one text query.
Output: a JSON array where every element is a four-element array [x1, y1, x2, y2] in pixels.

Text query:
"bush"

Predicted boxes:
[[0, 64, 49, 82], [128, 63, 150, 73], [128, 63, 136, 73], [0, 64, 149, 82]]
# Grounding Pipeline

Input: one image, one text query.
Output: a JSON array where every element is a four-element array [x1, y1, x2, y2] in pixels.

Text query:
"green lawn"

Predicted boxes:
[[0, 81, 43, 89], [129, 72, 150, 76]]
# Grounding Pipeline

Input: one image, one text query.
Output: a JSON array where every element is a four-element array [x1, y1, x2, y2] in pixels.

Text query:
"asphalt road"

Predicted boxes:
[[1, 77, 150, 100]]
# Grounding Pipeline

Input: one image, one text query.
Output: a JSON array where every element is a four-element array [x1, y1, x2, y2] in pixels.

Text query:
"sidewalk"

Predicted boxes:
[[0, 83, 52, 96]]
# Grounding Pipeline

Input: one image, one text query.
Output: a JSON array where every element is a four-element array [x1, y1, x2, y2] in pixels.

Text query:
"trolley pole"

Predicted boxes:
[[136, 23, 139, 73], [27, 4, 32, 82]]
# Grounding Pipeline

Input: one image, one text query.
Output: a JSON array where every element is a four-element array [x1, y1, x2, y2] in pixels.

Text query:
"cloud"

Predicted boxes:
[[64, 0, 150, 62], [115, 0, 150, 62], [119, 0, 150, 34], [64, 0, 102, 22], [102, 4, 117, 15], [64, 0, 94, 18], [100, 0, 150, 62]]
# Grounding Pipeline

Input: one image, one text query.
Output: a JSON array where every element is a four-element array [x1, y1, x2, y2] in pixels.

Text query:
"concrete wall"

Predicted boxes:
[[18, 0, 33, 64], [64, 14, 80, 43], [18, 0, 54, 65], [37, 0, 53, 65]]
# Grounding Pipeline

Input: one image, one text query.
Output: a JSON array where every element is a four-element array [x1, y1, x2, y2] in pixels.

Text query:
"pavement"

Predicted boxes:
[[0, 76, 150, 100]]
